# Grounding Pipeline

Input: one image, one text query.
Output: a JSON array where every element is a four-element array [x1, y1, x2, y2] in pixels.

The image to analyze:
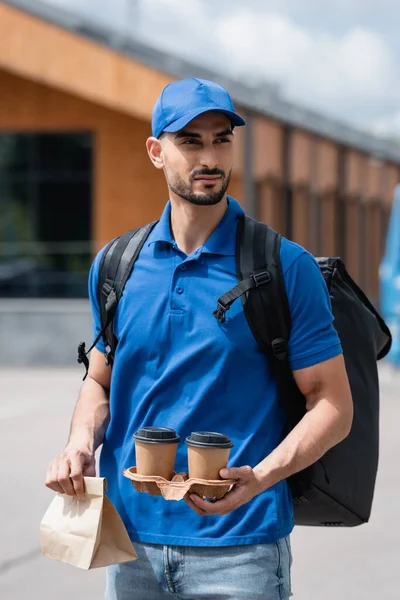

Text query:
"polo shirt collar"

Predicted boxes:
[[148, 202, 174, 246], [201, 197, 244, 256], [148, 196, 245, 256]]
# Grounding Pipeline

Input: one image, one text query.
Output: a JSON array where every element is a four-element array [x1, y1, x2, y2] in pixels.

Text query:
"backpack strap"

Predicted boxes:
[[213, 215, 306, 425], [77, 222, 157, 379], [237, 215, 306, 425]]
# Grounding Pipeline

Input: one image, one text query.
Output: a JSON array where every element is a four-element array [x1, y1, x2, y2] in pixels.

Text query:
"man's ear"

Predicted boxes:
[[146, 137, 164, 170]]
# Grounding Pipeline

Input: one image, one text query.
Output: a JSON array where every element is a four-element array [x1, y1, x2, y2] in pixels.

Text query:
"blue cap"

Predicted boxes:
[[152, 78, 246, 139]]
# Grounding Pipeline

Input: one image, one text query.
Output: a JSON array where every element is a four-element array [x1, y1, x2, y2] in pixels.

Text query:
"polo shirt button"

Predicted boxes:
[[176, 287, 184, 295], [180, 265, 186, 271]]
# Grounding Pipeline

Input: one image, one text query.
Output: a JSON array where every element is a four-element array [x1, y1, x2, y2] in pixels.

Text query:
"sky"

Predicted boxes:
[[43, 0, 400, 138]]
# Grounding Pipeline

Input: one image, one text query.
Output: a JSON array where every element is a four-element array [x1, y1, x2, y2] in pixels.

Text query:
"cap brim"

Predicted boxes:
[[162, 107, 246, 136]]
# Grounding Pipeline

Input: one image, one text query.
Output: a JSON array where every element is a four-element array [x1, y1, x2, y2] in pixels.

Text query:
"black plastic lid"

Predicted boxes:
[[185, 431, 234, 449], [133, 427, 180, 444]]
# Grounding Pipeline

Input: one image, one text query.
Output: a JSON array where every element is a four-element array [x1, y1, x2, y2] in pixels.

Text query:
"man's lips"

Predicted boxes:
[[194, 176, 222, 181]]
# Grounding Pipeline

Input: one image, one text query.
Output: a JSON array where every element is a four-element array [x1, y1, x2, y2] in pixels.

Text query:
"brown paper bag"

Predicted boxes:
[[40, 477, 137, 569]]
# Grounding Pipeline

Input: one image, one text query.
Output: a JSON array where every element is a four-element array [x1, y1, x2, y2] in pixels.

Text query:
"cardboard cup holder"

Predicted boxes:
[[123, 467, 236, 501]]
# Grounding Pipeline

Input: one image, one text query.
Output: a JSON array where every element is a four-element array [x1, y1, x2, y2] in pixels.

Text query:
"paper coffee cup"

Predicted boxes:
[[186, 432, 234, 480], [133, 427, 180, 481]]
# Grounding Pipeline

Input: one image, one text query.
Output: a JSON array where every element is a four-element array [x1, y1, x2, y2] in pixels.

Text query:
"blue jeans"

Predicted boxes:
[[106, 537, 293, 599]]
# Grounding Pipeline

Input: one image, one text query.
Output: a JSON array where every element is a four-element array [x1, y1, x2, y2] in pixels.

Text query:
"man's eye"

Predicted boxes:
[[215, 138, 230, 144], [183, 139, 200, 145]]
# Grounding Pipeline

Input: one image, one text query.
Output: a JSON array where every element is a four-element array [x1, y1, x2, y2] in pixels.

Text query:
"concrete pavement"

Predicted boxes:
[[0, 364, 399, 599]]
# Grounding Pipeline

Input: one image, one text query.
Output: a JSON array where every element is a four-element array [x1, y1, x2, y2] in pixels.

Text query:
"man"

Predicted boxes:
[[46, 78, 353, 599]]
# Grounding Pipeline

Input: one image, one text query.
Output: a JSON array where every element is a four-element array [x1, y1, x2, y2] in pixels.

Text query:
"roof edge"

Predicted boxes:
[[3, 0, 400, 162]]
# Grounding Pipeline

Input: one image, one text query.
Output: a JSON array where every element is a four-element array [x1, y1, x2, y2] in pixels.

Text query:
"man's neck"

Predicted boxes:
[[169, 193, 228, 256]]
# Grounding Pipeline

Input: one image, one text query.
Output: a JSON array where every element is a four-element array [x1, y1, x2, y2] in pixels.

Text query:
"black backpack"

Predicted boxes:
[[78, 215, 392, 527]]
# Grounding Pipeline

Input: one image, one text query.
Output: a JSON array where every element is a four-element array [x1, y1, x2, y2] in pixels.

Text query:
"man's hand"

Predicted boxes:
[[185, 466, 263, 517], [45, 448, 96, 500]]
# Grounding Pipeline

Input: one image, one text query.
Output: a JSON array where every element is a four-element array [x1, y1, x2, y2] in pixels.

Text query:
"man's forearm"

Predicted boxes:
[[254, 399, 352, 492], [66, 376, 110, 454]]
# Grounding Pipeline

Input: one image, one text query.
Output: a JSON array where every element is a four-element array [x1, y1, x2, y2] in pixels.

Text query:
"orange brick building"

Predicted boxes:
[[1, 0, 399, 308]]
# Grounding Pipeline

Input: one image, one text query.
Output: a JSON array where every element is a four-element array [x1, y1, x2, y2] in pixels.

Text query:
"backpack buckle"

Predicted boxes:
[[105, 288, 117, 314], [77, 341, 87, 365], [77, 341, 89, 380], [271, 337, 288, 360], [252, 270, 271, 287], [104, 344, 113, 366], [102, 281, 112, 298], [213, 301, 229, 323]]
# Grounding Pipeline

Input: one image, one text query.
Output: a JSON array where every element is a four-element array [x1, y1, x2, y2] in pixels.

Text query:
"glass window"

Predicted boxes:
[[0, 133, 92, 298]]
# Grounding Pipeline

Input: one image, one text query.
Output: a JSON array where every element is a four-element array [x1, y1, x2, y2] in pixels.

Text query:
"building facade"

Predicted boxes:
[[1, 0, 399, 364]]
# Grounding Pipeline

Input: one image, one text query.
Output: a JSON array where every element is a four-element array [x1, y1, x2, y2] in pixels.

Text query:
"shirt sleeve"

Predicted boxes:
[[283, 251, 343, 371], [88, 248, 106, 353]]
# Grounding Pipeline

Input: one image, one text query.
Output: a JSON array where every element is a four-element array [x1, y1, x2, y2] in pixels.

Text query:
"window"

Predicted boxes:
[[0, 133, 92, 298]]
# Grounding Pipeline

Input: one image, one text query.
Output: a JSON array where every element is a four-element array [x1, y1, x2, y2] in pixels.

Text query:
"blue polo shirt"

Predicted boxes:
[[89, 197, 342, 547]]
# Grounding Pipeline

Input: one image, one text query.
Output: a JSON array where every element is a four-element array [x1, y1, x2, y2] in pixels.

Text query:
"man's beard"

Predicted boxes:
[[167, 168, 231, 206]]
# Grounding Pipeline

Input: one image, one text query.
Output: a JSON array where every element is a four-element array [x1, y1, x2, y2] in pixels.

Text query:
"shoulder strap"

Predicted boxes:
[[77, 222, 157, 379], [237, 215, 306, 425], [99, 222, 158, 365]]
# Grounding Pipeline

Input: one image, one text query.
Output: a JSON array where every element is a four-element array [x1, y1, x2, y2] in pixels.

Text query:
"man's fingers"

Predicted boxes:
[[220, 465, 252, 480], [69, 456, 86, 499], [184, 494, 207, 516], [82, 458, 96, 477], [45, 449, 96, 498], [45, 462, 64, 494], [56, 461, 76, 496], [189, 493, 222, 514], [190, 486, 244, 515]]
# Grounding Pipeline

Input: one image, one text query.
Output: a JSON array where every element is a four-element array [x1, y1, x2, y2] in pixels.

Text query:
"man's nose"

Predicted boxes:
[[199, 144, 218, 169]]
